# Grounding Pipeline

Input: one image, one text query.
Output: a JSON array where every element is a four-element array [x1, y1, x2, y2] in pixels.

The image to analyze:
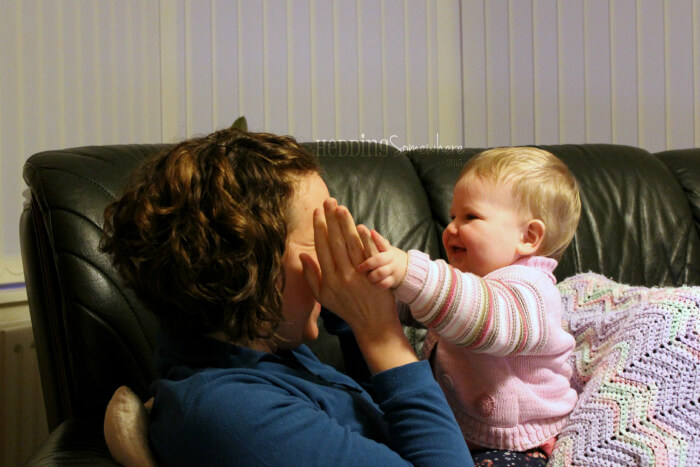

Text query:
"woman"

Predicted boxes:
[[101, 126, 473, 466]]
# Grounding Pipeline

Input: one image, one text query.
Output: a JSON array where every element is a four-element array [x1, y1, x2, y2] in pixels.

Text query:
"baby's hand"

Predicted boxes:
[[356, 227, 408, 290]]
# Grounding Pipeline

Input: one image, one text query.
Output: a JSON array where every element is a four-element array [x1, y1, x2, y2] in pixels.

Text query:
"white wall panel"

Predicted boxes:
[[425, 0, 439, 144], [1, 0, 23, 284], [42, 1, 66, 148], [334, 0, 360, 140], [310, 0, 335, 140], [665, 0, 695, 150], [138, 2, 163, 142], [287, 0, 313, 141], [238, 1, 265, 133], [357, 0, 384, 141], [461, 0, 487, 147], [696, 0, 700, 146], [77, 1, 99, 142], [637, 0, 667, 152], [6, 0, 44, 284], [485, 0, 511, 146], [436, 0, 463, 146], [405, 1, 430, 147], [532, 0, 560, 144], [509, 0, 535, 146], [610, 0, 639, 146], [1, 0, 161, 282], [382, 0, 407, 147], [263, 3, 289, 135], [557, 0, 586, 143], [160, 0, 187, 141], [185, 0, 214, 137], [584, 0, 612, 143], [212, 1, 239, 131]]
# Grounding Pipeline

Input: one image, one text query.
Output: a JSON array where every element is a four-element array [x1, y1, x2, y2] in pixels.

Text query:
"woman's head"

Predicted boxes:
[[101, 127, 321, 343]]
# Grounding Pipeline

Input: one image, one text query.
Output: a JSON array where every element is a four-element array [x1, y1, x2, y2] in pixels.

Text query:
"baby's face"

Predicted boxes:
[[442, 176, 529, 276]]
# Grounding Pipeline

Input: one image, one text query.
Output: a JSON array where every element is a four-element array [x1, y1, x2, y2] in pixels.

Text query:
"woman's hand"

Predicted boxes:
[[300, 198, 417, 374]]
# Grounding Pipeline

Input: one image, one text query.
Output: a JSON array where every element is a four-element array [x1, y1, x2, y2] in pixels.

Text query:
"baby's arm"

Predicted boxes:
[[395, 250, 550, 356], [356, 227, 408, 290]]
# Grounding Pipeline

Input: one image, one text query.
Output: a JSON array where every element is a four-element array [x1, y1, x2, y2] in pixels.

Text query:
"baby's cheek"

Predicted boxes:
[[441, 228, 450, 249]]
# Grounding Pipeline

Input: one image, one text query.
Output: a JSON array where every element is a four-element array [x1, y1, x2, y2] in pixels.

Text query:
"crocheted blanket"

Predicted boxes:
[[551, 273, 700, 466]]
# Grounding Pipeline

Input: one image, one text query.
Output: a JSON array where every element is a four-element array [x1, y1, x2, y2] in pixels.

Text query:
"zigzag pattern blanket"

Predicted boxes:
[[551, 273, 700, 466]]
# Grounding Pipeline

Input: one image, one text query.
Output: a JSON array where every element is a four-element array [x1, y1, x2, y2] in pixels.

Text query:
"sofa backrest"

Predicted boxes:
[[405, 144, 700, 286], [22, 145, 168, 429], [20, 141, 700, 431]]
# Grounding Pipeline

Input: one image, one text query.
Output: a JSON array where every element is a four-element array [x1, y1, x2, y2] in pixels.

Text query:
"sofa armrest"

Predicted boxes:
[[25, 418, 118, 466]]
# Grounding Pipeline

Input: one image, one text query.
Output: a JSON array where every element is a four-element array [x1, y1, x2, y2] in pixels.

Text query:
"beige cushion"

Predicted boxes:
[[104, 386, 158, 467]]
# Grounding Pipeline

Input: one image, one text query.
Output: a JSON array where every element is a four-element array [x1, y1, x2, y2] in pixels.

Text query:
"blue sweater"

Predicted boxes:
[[149, 330, 473, 466]]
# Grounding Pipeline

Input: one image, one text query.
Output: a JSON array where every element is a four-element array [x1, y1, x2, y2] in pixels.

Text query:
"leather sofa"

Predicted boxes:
[[20, 141, 700, 464]]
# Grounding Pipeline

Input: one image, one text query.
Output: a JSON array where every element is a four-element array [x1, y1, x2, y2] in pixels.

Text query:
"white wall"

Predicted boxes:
[[2, 0, 700, 286], [461, 0, 699, 150]]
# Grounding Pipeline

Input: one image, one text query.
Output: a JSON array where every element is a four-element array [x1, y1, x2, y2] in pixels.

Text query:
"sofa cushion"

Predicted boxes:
[[553, 273, 700, 466]]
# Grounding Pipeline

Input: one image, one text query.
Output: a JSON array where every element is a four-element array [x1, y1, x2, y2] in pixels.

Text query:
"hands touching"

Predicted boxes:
[[299, 199, 391, 330], [356, 228, 409, 290], [300, 199, 417, 374]]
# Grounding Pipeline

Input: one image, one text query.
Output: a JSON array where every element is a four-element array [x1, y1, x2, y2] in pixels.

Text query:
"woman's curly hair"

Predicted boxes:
[[101, 127, 320, 342]]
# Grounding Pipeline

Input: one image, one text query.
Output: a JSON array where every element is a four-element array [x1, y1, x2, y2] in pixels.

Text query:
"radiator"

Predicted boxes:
[[0, 319, 48, 466]]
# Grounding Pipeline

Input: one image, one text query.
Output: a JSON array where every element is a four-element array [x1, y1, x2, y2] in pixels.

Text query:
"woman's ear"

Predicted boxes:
[[517, 219, 546, 256]]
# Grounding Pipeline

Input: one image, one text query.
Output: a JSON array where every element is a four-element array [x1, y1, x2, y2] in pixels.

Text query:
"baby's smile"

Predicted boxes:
[[448, 244, 467, 256]]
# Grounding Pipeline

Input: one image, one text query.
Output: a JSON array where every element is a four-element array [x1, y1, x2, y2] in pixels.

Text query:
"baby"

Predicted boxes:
[[358, 147, 581, 459]]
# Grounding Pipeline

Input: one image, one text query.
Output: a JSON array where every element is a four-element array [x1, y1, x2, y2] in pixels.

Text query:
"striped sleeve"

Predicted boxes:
[[394, 250, 549, 356]]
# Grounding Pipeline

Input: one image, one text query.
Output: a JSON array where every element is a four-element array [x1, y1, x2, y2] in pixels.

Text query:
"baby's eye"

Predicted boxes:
[[466, 214, 478, 220]]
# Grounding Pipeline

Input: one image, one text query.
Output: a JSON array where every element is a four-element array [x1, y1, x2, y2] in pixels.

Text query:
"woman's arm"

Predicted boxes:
[[150, 361, 472, 466], [395, 250, 550, 356], [319, 307, 372, 390]]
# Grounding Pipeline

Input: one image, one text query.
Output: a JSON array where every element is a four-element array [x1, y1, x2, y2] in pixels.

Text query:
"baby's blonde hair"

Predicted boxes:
[[459, 147, 581, 261]]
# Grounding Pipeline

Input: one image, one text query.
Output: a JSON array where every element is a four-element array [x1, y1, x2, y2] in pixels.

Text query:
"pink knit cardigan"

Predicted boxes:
[[394, 250, 578, 450]]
